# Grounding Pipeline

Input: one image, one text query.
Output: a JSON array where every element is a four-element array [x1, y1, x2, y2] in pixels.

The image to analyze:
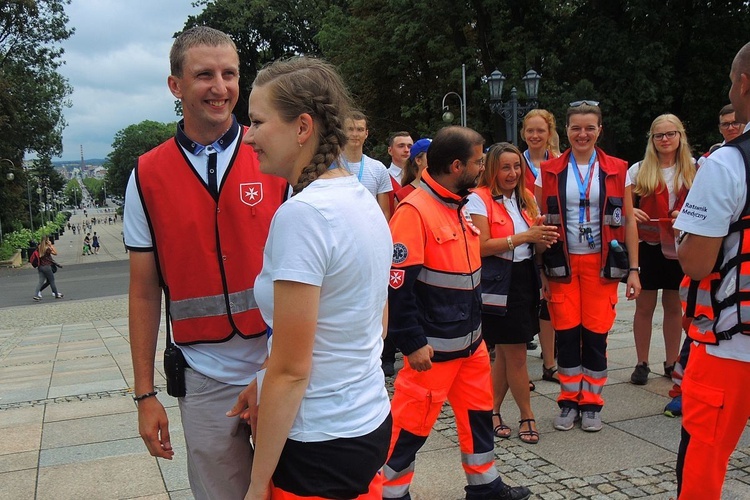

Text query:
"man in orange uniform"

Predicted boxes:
[[383, 126, 531, 500], [673, 41, 750, 499]]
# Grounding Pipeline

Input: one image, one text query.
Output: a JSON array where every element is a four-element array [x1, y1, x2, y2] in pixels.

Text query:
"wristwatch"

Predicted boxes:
[[628, 267, 641, 274]]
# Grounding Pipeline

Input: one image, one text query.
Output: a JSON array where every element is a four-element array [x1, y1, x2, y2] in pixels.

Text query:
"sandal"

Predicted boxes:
[[518, 418, 540, 444], [492, 413, 511, 439], [529, 380, 536, 391], [542, 365, 560, 383]]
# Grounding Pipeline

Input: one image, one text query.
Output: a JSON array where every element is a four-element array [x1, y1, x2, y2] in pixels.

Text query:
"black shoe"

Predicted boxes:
[[630, 362, 650, 385], [526, 340, 538, 350], [466, 482, 531, 500], [381, 360, 395, 377]]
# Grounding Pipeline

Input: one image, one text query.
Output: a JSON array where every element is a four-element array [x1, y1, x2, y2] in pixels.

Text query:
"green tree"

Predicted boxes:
[[82, 177, 105, 206], [104, 120, 176, 197], [0, 0, 74, 159], [63, 179, 82, 208]]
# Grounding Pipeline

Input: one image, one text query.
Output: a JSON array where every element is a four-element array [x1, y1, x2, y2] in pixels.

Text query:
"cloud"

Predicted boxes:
[[53, 0, 201, 160]]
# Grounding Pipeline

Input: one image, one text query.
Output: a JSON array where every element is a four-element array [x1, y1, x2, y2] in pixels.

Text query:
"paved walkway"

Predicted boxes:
[[1, 236, 749, 498]]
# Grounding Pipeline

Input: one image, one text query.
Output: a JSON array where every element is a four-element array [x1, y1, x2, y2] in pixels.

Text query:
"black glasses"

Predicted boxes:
[[652, 131, 680, 141], [570, 100, 600, 107], [719, 121, 744, 130]]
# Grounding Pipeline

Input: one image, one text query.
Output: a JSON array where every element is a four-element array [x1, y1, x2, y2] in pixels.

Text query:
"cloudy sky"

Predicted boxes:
[[54, 1, 202, 161]]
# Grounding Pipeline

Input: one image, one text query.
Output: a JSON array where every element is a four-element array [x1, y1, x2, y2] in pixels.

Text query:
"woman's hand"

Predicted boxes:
[[245, 481, 271, 500], [632, 208, 650, 224], [539, 272, 551, 300], [524, 216, 559, 248], [625, 272, 641, 300]]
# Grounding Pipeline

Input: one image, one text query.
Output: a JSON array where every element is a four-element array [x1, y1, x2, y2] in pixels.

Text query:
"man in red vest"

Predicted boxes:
[[124, 27, 286, 499]]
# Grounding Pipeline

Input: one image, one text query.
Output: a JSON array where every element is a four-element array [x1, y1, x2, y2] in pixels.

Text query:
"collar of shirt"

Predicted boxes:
[[175, 115, 240, 155], [389, 163, 402, 176]]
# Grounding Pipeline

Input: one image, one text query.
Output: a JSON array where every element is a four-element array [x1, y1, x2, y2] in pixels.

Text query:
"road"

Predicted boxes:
[[0, 259, 129, 308]]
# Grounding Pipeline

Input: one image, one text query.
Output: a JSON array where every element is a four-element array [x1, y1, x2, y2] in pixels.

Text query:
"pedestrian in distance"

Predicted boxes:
[[31, 236, 63, 301], [92, 231, 100, 254], [124, 26, 287, 500], [82, 233, 92, 255], [229, 56, 393, 500]]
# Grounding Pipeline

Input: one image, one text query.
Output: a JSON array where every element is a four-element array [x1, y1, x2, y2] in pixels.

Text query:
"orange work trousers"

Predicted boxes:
[[677, 343, 750, 499], [547, 253, 618, 410], [383, 343, 498, 499]]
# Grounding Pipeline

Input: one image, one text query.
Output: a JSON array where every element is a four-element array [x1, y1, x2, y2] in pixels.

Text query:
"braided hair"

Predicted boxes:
[[253, 57, 353, 195]]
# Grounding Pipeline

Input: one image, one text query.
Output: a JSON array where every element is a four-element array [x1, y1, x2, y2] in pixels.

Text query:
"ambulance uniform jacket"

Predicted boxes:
[[388, 170, 483, 363], [540, 147, 629, 283], [135, 135, 288, 345], [472, 186, 536, 316]]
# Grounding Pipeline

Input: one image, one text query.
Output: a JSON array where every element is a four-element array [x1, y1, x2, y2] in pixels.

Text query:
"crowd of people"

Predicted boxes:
[[123, 26, 750, 500]]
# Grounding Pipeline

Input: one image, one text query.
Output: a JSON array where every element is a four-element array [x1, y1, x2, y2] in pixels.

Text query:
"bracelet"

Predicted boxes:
[[507, 235, 515, 251], [133, 390, 158, 402]]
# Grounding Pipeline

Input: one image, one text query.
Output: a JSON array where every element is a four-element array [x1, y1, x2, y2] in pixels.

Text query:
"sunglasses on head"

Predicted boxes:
[[570, 100, 600, 107]]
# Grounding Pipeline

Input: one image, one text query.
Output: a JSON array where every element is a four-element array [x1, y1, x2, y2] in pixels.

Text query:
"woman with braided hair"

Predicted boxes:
[[243, 57, 393, 499]]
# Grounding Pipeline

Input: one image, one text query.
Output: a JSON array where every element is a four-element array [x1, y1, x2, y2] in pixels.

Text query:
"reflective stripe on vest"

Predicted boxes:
[[426, 325, 482, 353], [417, 268, 482, 290], [170, 287, 257, 321]]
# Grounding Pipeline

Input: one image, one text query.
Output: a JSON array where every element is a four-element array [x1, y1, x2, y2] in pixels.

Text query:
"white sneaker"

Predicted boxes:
[[32, 294, 41, 301], [554, 407, 579, 431], [54, 293, 64, 299], [581, 411, 603, 432]]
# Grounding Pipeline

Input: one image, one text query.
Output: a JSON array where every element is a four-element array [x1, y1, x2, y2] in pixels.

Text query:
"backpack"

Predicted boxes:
[[29, 249, 40, 268]]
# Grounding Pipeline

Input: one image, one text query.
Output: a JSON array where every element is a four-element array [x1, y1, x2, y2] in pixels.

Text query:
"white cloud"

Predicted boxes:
[[52, 0, 201, 160]]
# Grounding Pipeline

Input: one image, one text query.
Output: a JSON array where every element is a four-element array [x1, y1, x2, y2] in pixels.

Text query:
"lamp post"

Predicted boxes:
[[37, 184, 44, 226], [0, 159, 15, 244], [487, 68, 542, 146], [441, 63, 468, 127]]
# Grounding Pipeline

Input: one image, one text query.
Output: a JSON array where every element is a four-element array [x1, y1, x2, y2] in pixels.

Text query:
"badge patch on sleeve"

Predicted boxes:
[[392, 242, 408, 264], [390, 269, 405, 289]]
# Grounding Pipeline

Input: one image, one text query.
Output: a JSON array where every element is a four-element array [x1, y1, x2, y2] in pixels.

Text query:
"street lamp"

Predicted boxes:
[[37, 184, 44, 226], [488, 68, 542, 146], [0, 159, 15, 244], [441, 63, 468, 127], [442, 92, 466, 127]]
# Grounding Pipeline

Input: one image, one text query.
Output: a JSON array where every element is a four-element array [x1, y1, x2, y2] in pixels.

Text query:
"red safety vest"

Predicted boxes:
[[388, 170, 483, 362], [539, 147, 629, 283], [472, 186, 535, 315], [136, 135, 287, 344], [680, 131, 750, 344], [633, 164, 690, 243]]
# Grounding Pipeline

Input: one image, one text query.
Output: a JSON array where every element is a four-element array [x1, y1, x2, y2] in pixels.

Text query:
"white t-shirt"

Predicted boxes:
[[344, 154, 393, 197], [123, 133, 267, 385], [466, 191, 533, 262], [674, 123, 750, 362], [536, 160, 631, 254], [254, 175, 392, 442]]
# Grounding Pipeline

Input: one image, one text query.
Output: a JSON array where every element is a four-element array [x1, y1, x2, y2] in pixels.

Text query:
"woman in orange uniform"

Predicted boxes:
[[535, 101, 641, 432]]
